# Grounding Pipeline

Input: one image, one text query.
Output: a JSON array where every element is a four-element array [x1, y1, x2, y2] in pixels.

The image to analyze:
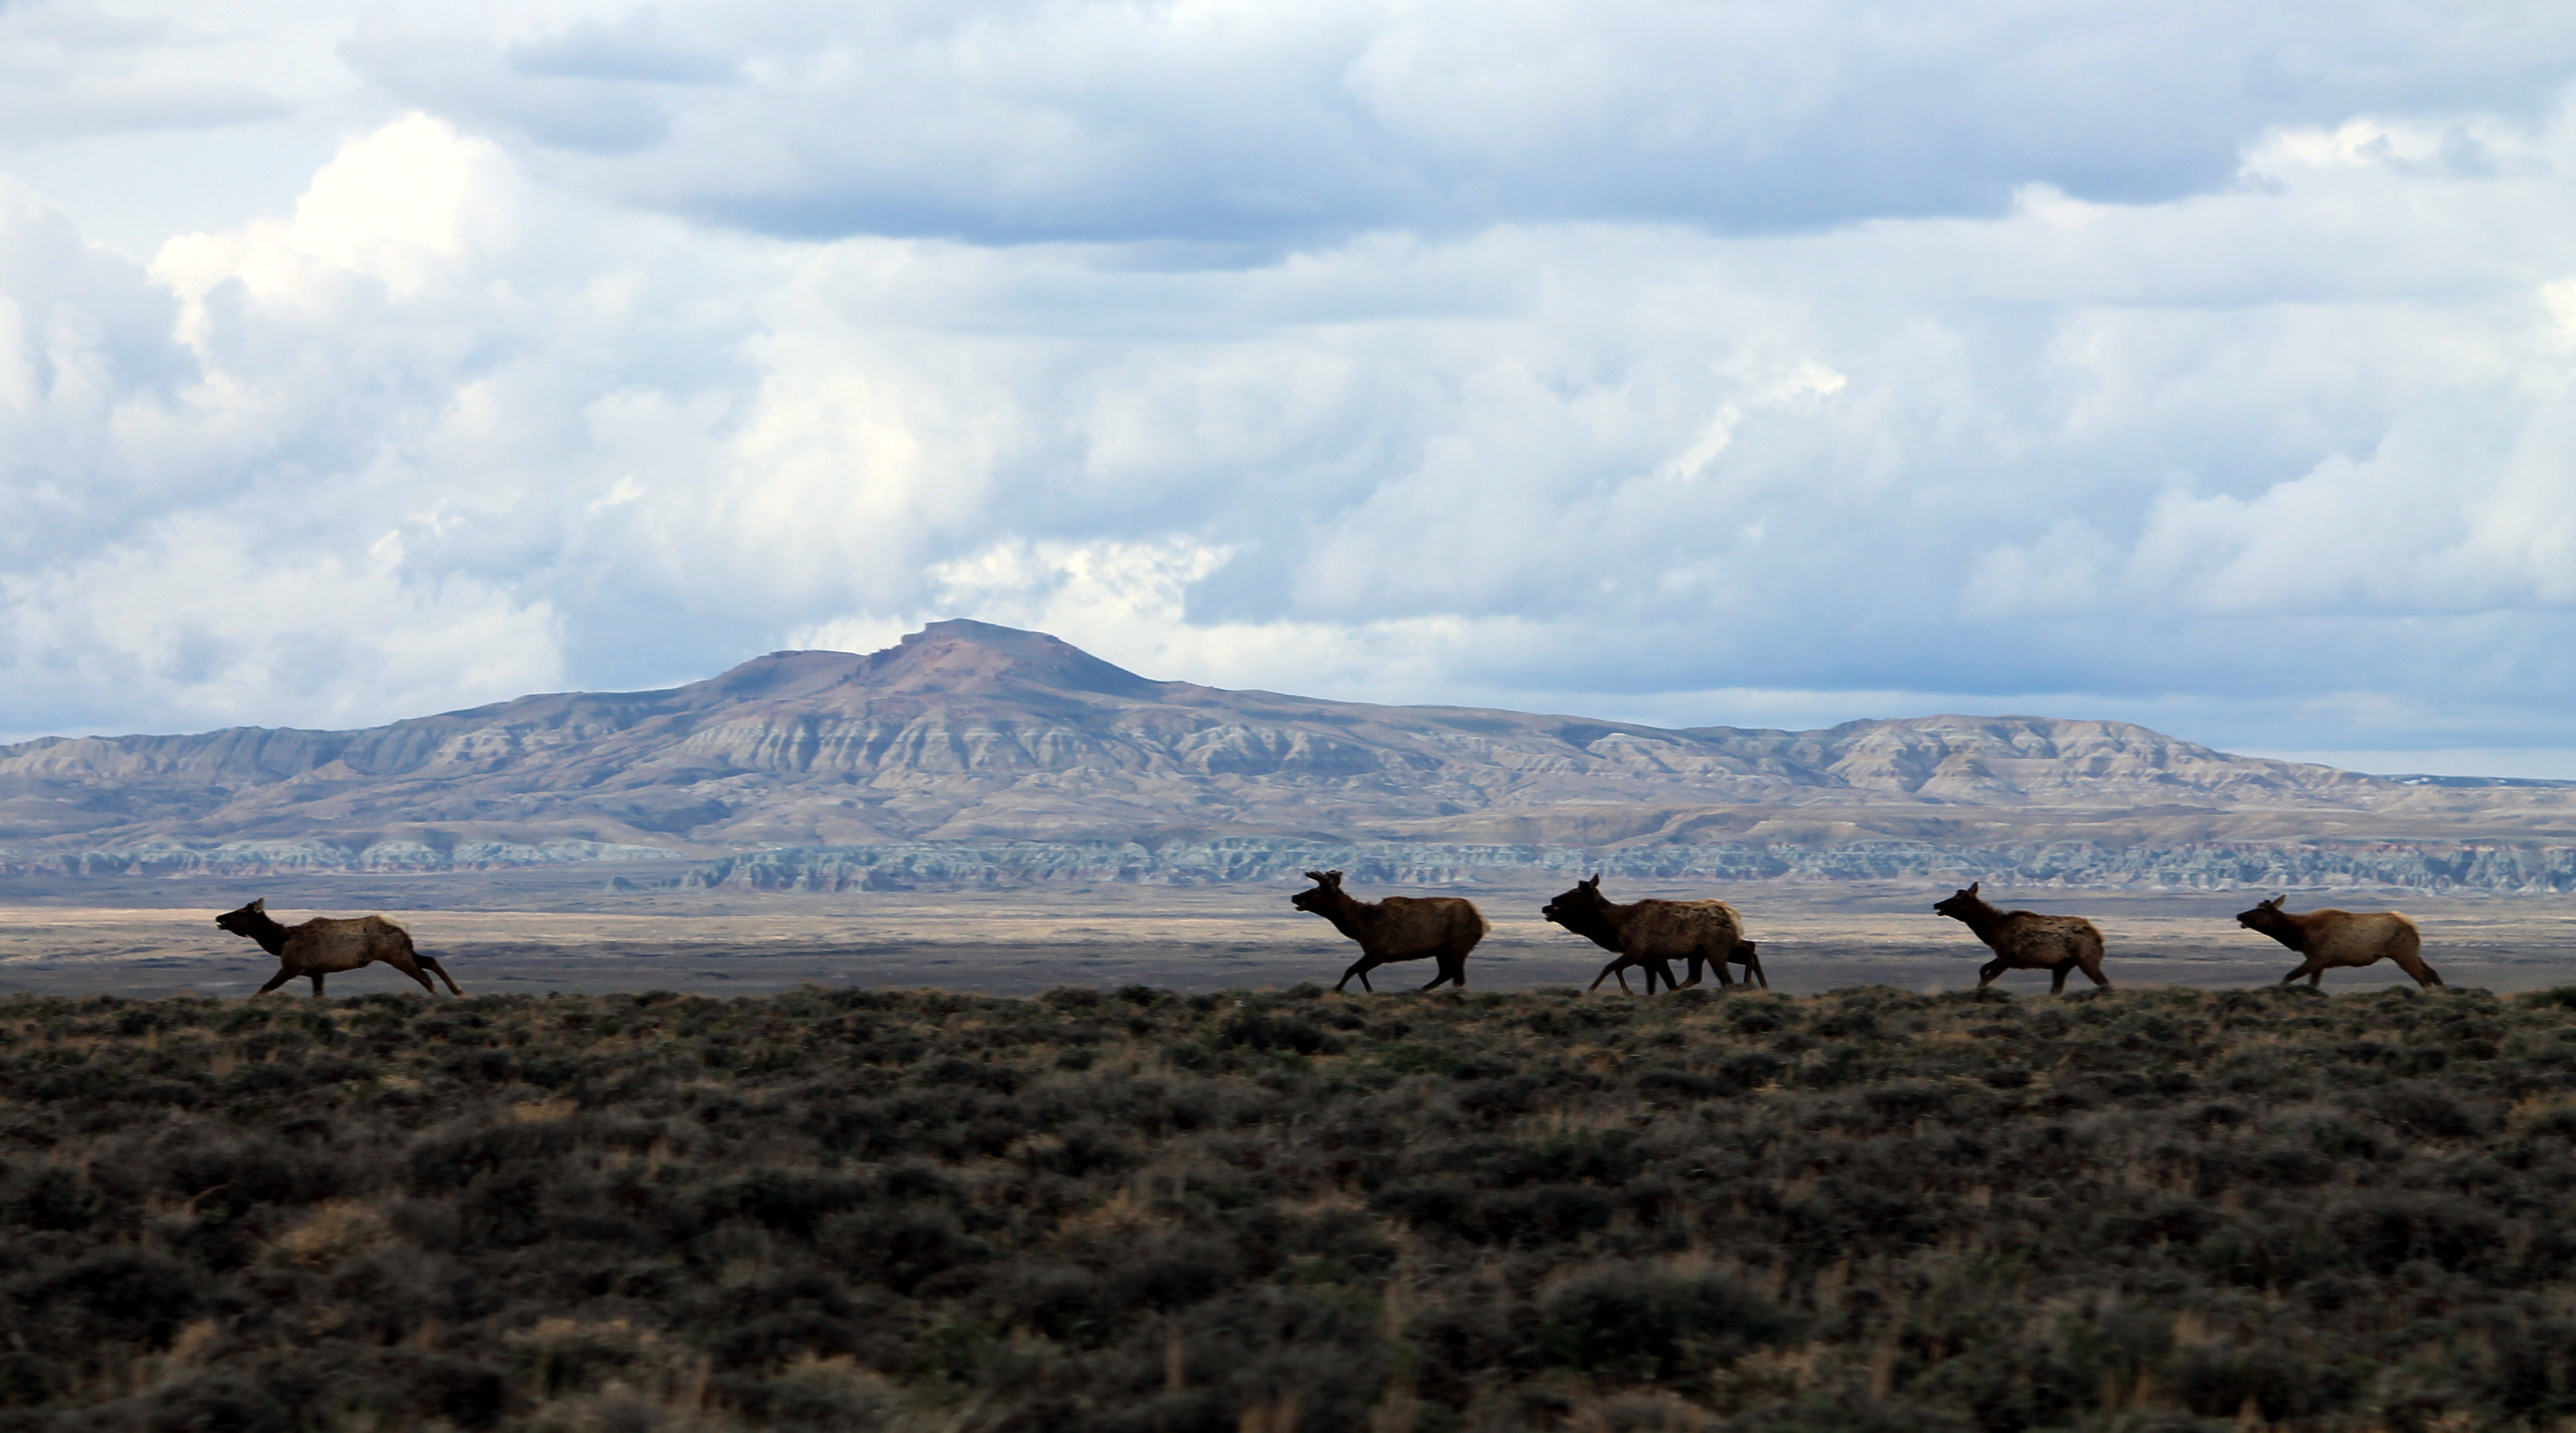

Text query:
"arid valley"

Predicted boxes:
[[13, 625, 2576, 1431], [7, 868, 2576, 1001]]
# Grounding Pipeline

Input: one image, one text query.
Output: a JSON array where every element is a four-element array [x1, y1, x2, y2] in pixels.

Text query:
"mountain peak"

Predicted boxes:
[[696, 621, 1164, 703], [903, 618, 1061, 650], [866, 619, 1167, 699]]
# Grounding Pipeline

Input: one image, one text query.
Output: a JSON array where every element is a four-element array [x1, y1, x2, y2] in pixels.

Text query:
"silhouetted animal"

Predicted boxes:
[[1541, 876, 1762, 993], [1933, 882, 2107, 993], [215, 898, 462, 998], [2236, 895, 2441, 989], [1292, 870, 1486, 993]]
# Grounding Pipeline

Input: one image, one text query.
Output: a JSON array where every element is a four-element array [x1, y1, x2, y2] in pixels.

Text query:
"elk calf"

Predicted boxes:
[[2236, 896, 2441, 989], [215, 898, 464, 998], [1933, 882, 2107, 993], [1292, 870, 1486, 993]]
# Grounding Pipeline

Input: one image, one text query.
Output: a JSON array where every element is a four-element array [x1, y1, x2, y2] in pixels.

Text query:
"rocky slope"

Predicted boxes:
[[4, 619, 2572, 886]]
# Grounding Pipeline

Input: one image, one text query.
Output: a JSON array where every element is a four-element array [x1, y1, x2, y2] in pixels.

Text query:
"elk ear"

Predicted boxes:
[[2265, 895, 2285, 908], [1302, 870, 1326, 882], [1322, 870, 1343, 885], [1965, 882, 1979, 897], [249, 897, 265, 912]]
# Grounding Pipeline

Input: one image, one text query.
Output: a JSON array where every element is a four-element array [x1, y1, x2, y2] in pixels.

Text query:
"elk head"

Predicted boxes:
[[2235, 894, 2291, 933], [1541, 873, 1609, 929], [1292, 869, 1345, 915], [215, 897, 272, 937], [1932, 882, 1984, 922]]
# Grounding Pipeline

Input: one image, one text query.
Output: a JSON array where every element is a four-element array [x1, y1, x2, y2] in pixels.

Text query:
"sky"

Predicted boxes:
[[4, 2, 2576, 776]]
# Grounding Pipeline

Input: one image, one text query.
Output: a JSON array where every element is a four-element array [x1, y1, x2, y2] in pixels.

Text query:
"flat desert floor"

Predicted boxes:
[[4, 864, 2575, 1000]]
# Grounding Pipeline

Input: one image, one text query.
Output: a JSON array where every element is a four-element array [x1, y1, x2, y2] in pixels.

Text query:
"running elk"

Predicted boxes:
[[1933, 882, 2108, 993], [2235, 896, 2442, 989], [1542, 875, 1762, 993], [215, 898, 464, 998], [1291, 870, 1486, 993]]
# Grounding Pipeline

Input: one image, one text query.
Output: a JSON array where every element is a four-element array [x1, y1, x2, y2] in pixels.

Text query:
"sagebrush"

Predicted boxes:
[[4, 981, 2575, 1432]]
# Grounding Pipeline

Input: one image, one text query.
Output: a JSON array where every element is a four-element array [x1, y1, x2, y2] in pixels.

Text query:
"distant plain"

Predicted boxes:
[[5, 866, 2575, 999]]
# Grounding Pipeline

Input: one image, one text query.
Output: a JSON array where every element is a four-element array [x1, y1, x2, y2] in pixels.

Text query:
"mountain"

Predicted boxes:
[[5, 619, 2574, 887]]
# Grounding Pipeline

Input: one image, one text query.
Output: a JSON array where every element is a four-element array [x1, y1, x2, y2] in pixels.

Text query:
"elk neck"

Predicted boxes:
[[1306, 887, 1375, 939], [2250, 912, 2308, 952], [1946, 897, 2011, 943], [233, 910, 292, 957]]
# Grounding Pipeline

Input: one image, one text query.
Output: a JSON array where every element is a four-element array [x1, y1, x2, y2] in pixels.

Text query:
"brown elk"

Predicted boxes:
[[215, 899, 464, 998], [1932, 882, 2108, 993], [1541, 875, 1762, 993], [2235, 895, 2442, 989], [1291, 870, 1486, 993]]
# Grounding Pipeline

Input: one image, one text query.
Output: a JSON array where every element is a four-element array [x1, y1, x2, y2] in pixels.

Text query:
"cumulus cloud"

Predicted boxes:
[[1, 513, 563, 733], [2, 7, 2576, 772]]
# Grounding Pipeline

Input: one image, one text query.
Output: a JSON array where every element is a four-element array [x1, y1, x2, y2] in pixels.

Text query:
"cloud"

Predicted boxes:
[[1, 513, 564, 736], [154, 115, 523, 305], [0, 174, 197, 572], [6, 32, 2576, 767], [337, 0, 2576, 245], [0, 1, 289, 142]]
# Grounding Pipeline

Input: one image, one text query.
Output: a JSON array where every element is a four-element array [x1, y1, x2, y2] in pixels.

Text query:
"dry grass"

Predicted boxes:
[[2, 982, 2576, 1431]]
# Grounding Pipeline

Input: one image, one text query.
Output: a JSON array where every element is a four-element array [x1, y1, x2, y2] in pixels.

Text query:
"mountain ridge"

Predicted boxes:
[[5, 619, 2572, 885]]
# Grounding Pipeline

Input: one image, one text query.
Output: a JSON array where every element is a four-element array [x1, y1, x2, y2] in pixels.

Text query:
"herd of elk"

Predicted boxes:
[[1295, 873, 2446, 998], [204, 880, 2444, 1003]]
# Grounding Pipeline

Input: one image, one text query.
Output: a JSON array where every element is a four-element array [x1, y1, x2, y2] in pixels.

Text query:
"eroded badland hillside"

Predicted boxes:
[[8, 621, 2576, 890]]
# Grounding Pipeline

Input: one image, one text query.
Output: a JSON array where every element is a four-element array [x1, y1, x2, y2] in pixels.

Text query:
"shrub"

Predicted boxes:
[[1536, 1269, 1796, 1384], [2171, 1346, 2357, 1422], [2, 982, 2572, 1431], [1216, 1012, 1340, 1056]]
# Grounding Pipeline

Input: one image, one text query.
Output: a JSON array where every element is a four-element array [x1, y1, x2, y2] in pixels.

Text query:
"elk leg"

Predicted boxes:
[[1334, 957, 1378, 993], [309, 972, 326, 998], [2049, 963, 2070, 995], [415, 954, 466, 996], [1589, 957, 1625, 993], [1418, 955, 1464, 992], [392, 960, 440, 996], [2390, 951, 2444, 989], [1738, 946, 1768, 990], [2080, 957, 2110, 989], [254, 967, 297, 997], [1976, 958, 2008, 989]]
